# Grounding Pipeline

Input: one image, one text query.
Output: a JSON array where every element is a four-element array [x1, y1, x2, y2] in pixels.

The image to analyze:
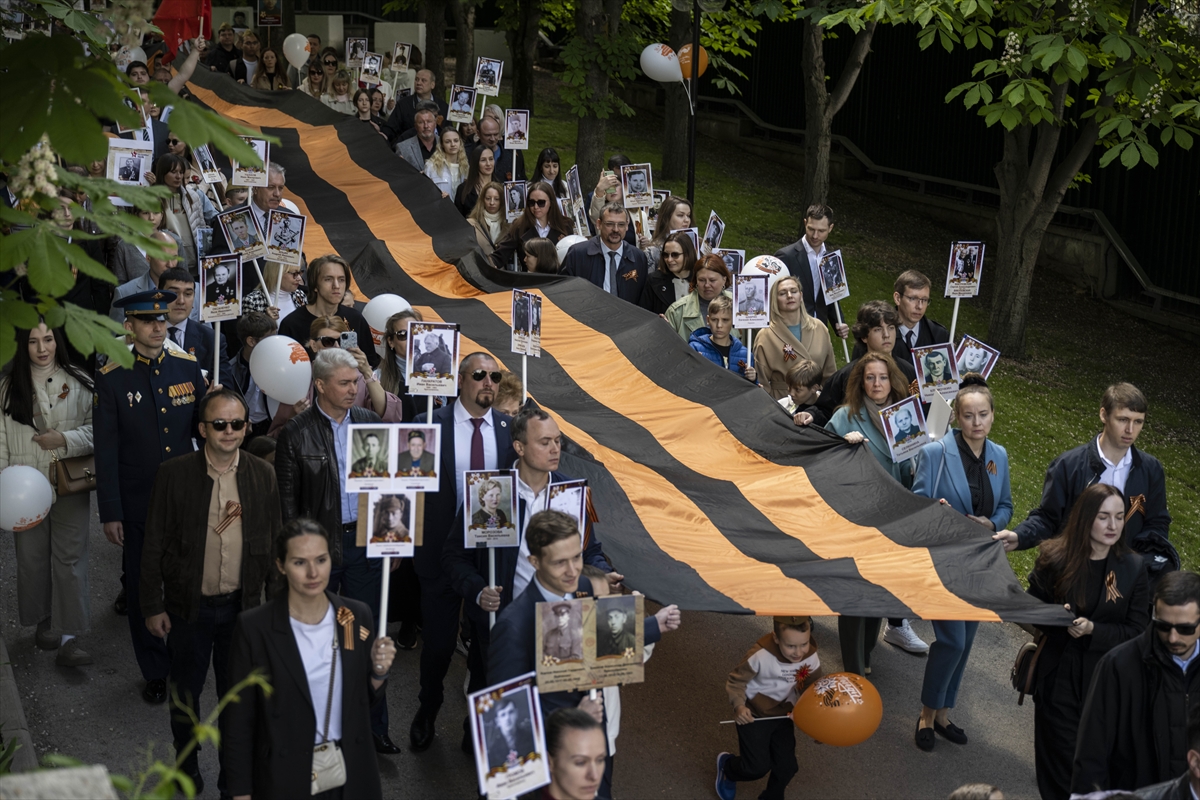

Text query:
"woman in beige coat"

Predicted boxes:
[[0, 323, 95, 666], [754, 275, 836, 400]]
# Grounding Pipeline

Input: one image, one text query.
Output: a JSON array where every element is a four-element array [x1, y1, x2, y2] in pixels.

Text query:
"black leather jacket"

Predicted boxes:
[[275, 403, 382, 564]]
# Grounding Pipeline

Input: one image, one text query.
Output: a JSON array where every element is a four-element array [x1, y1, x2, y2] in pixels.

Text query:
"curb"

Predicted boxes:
[[0, 633, 39, 773]]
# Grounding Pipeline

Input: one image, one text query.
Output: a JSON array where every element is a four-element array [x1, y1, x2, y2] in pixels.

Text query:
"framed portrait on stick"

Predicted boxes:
[[394, 424, 440, 492], [448, 84, 477, 123], [468, 674, 550, 800], [733, 274, 769, 329], [945, 241, 985, 298], [955, 334, 1000, 379], [230, 137, 270, 188], [701, 211, 725, 256], [715, 248, 745, 276], [346, 37, 367, 69], [463, 470, 519, 548], [265, 209, 306, 267], [511, 289, 542, 358], [504, 180, 526, 223], [504, 109, 529, 150], [879, 395, 929, 463], [392, 42, 412, 71], [818, 249, 850, 304], [215, 206, 266, 261], [406, 321, 460, 396], [193, 144, 223, 184], [106, 139, 154, 186], [344, 424, 394, 491], [199, 254, 242, 323], [911, 342, 961, 404], [364, 492, 416, 558], [474, 57, 503, 96], [535, 595, 646, 693], [620, 163, 653, 209]]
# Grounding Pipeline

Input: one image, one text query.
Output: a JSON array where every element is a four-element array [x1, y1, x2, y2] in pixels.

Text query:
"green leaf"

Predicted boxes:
[[1120, 142, 1141, 167], [4, 300, 41, 329], [1135, 141, 1159, 168], [1008, 83, 1025, 105], [1000, 108, 1022, 130], [1066, 45, 1087, 72], [965, 86, 980, 107], [1118, 118, 1132, 138], [1040, 45, 1064, 71], [60, 302, 132, 365], [1176, 129, 1194, 150]]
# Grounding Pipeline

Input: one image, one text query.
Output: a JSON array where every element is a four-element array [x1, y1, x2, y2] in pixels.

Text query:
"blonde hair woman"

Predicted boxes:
[[753, 275, 836, 400], [424, 127, 470, 198]]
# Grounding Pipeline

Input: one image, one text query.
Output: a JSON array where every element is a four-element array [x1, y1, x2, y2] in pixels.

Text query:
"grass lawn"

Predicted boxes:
[[485, 70, 1198, 577]]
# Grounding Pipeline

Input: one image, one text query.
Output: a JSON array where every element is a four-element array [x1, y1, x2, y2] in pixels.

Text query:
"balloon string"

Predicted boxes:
[[682, 80, 695, 115]]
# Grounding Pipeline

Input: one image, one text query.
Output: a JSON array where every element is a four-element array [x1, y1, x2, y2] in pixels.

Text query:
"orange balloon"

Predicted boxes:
[[678, 44, 708, 79], [791, 672, 883, 747]]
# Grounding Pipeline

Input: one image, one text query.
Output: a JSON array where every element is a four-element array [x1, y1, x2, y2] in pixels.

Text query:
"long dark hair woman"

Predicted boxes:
[[533, 147, 568, 197], [156, 153, 218, 276], [490, 181, 573, 270], [0, 323, 96, 667], [1025, 483, 1148, 800], [642, 195, 692, 266], [455, 145, 496, 216], [226, 519, 396, 800], [642, 230, 697, 315]]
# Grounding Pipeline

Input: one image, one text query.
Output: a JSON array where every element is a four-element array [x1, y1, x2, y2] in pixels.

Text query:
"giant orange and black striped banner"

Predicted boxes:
[[187, 71, 1069, 625]]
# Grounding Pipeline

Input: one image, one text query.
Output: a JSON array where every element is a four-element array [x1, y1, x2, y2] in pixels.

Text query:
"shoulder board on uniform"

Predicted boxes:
[[99, 360, 121, 375], [167, 349, 198, 362]]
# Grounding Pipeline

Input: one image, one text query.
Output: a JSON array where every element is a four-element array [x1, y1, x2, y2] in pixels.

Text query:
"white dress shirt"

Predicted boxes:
[[453, 402, 497, 508], [899, 323, 918, 350], [1096, 436, 1133, 494], [167, 317, 189, 349], [800, 236, 826, 302]]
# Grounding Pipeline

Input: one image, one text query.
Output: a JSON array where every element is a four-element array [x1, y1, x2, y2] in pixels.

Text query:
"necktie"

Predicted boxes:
[[608, 251, 619, 294], [169, 326, 181, 347], [141, 128, 150, 142], [470, 417, 485, 470], [262, 209, 270, 234], [906, 331, 916, 350]]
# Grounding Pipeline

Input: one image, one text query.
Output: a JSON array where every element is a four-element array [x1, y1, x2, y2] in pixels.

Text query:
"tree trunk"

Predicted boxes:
[[452, 0, 476, 87], [573, 0, 621, 182], [507, 0, 541, 112], [660, 8, 692, 182], [424, 0, 449, 89]]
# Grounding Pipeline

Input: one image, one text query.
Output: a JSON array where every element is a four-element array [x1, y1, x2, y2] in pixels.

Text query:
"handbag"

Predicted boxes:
[[1010, 633, 1045, 706], [51, 454, 96, 496], [311, 633, 347, 795]]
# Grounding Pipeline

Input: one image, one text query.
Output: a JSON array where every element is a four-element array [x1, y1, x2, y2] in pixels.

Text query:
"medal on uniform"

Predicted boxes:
[[127, 392, 134, 407]]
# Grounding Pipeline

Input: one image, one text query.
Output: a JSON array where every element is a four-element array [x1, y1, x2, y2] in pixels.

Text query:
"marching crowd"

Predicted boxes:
[[2, 27, 1197, 800]]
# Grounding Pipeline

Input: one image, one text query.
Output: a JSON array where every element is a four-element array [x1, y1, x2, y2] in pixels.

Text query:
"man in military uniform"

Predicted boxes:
[[95, 289, 208, 704], [542, 603, 582, 661], [396, 429, 436, 476], [596, 604, 636, 658], [350, 431, 388, 476]]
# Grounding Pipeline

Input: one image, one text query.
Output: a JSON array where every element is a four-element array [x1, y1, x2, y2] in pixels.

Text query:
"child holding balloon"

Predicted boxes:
[[717, 616, 822, 800]]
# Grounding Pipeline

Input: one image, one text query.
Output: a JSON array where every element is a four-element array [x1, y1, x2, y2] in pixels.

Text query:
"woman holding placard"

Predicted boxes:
[[753, 275, 836, 400], [665, 255, 732, 340], [643, 231, 697, 315], [466, 182, 507, 249], [491, 182, 573, 271], [156, 154, 218, 276], [642, 196, 692, 267], [0, 323, 95, 667], [909, 375, 1013, 752]]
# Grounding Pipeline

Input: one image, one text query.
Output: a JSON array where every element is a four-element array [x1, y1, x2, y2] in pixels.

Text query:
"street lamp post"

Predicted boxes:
[[673, 0, 725, 205]]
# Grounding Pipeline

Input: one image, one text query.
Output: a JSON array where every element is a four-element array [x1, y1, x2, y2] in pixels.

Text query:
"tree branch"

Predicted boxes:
[[828, 21, 877, 119], [1042, 95, 1114, 208], [1026, 79, 1070, 189]]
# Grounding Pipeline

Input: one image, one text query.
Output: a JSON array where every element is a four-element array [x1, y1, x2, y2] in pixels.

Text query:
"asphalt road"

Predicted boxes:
[[2, 500, 1041, 799]]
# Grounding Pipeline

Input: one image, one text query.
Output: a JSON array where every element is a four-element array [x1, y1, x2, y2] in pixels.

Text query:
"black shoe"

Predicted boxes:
[[461, 729, 472, 755], [113, 588, 128, 616], [397, 622, 419, 650], [915, 719, 935, 752], [934, 720, 968, 745], [181, 765, 204, 796], [410, 706, 437, 752], [143, 678, 167, 704], [374, 732, 402, 755]]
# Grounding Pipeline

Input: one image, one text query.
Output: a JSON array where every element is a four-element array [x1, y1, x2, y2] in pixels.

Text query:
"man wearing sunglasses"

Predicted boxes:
[[1073, 570, 1200, 794], [408, 353, 513, 753], [140, 388, 281, 796]]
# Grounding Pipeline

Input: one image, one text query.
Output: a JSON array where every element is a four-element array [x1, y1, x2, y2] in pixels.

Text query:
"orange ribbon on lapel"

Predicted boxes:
[[1104, 571, 1122, 603], [986, 461, 997, 476], [1128, 494, 1146, 517], [336, 606, 356, 650]]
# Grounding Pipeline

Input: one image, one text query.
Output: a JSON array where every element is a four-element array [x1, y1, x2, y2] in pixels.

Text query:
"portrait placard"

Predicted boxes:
[[701, 210, 725, 256], [215, 206, 266, 261], [194, 226, 213, 260], [230, 137, 269, 188], [632, 209, 649, 242], [265, 209, 306, 267], [546, 480, 586, 535], [671, 227, 699, 253], [818, 249, 850, 304], [406, 321, 460, 396], [954, 334, 1000, 380], [646, 190, 670, 235], [256, 0, 281, 27], [194, 144, 223, 184], [715, 248, 745, 276], [535, 595, 647, 693], [879, 395, 929, 463], [448, 84, 477, 124], [733, 274, 769, 329], [346, 37, 367, 69], [911, 342, 961, 404], [394, 424, 440, 492], [535, 598, 590, 693], [464, 470, 519, 548], [391, 42, 412, 71], [511, 289, 542, 358], [564, 165, 588, 237], [468, 674, 550, 800], [106, 138, 154, 186], [365, 491, 416, 558], [589, 595, 645, 688], [620, 163, 653, 209], [474, 57, 503, 97], [114, 96, 145, 135], [360, 52, 383, 86], [945, 241, 986, 298], [199, 254, 242, 323], [504, 180, 526, 223], [504, 109, 529, 150], [345, 425, 394, 492]]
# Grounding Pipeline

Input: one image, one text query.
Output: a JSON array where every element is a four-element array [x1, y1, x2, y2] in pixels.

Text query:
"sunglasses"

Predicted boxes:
[[167, 138, 181, 146], [323, 60, 337, 66], [528, 198, 548, 208], [203, 418, 248, 431], [470, 370, 503, 384], [317, 336, 341, 348], [309, 70, 321, 76], [385, 330, 408, 341], [1152, 617, 1199, 636]]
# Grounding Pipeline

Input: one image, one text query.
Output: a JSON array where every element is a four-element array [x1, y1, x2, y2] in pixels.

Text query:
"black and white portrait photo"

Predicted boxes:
[[716, 248, 745, 276], [199, 255, 242, 323], [701, 211, 724, 256], [266, 209, 306, 267], [361, 52, 383, 84], [595, 595, 637, 659], [468, 678, 550, 798], [106, 139, 154, 186], [448, 84, 477, 124], [392, 42, 411, 71], [504, 109, 529, 150], [406, 321, 460, 396], [912, 342, 960, 403], [540, 600, 583, 663], [818, 250, 850, 304], [620, 162, 654, 209], [346, 37, 367, 68], [880, 396, 929, 463], [348, 426, 391, 479], [474, 57, 503, 96], [733, 274, 769, 329], [954, 334, 1000, 380], [231, 137, 269, 188], [504, 180, 526, 223], [945, 240, 986, 298]]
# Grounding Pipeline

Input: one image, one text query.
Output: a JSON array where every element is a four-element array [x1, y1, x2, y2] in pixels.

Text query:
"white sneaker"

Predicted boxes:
[[883, 620, 929, 654]]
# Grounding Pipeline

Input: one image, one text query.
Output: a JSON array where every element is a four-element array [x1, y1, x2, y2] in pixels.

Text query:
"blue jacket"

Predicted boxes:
[[688, 328, 752, 379], [911, 435, 1013, 530], [827, 405, 912, 488]]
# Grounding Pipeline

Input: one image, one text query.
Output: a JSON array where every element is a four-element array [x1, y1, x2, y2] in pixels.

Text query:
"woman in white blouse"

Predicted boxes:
[[424, 126, 470, 198]]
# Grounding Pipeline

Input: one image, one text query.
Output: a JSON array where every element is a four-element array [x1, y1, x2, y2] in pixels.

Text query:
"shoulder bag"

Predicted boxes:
[[51, 453, 96, 496], [311, 632, 347, 795], [1010, 633, 1045, 706]]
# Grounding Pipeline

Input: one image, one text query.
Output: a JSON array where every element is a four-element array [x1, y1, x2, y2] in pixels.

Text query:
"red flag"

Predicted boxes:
[[153, 0, 211, 64]]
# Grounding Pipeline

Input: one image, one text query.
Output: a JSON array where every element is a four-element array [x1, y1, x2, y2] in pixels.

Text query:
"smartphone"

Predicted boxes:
[[604, 170, 617, 196], [340, 331, 358, 350]]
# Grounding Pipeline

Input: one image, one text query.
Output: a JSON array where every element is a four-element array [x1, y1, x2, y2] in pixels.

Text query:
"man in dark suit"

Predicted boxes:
[[475, 115, 526, 182], [561, 203, 652, 309], [141, 388, 282, 796], [489, 509, 680, 798], [382, 69, 449, 144], [409, 353, 513, 752], [885, 269, 950, 368], [159, 269, 231, 379], [774, 204, 850, 340]]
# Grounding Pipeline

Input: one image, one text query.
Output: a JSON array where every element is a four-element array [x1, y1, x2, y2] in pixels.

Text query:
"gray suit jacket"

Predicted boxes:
[[396, 136, 429, 172]]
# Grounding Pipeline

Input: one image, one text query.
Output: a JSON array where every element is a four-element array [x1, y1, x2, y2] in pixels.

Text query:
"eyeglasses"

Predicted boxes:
[[167, 138, 181, 146], [317, 336, 341, 348], [528, 198, 548, 208], [202, 418, 248, 431], [663, 251, 683, 259], [286, 270, 304, 277], [901, 295, 931, 306], [601, 222, 627, 231], [1152, 617, 1199, 636], [323, 59, 337, 66], [385, 331, 408, 341], [470, 370, 503, 384]]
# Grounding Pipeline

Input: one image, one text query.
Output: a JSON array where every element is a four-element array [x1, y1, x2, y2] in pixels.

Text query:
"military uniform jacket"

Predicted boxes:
[[95, 348, 206, 524]]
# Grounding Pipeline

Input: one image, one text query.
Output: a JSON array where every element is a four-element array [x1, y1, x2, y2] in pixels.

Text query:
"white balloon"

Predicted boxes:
[[115, 46, 148, 71], [282, 33, 312, 71], [640, 43, 683, 84], [556, 234, 588, 264], [250, 335, 313, 404], [362, 293, 413, 355], [0, 465, 53, 532], [742, 255, 790, 297]]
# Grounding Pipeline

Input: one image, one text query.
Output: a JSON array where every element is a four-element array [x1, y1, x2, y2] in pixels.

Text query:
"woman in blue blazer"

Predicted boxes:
[[910, 375, 1013, 752]]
